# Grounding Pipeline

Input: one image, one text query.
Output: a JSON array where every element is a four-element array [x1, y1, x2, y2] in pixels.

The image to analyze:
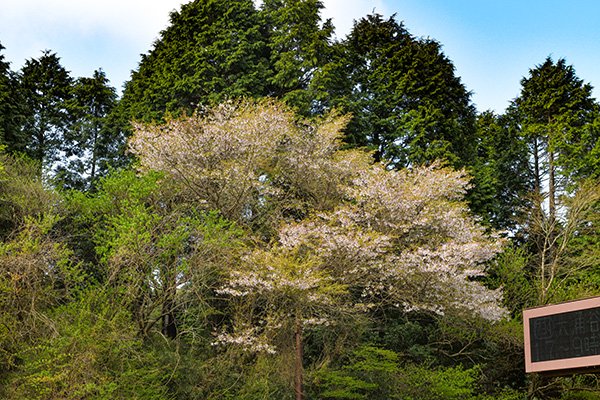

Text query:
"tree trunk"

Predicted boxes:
[[90, 124, 99, 185], [373, 131, 382, 163], [161, 267, 178, 339], [37, 118, 46, 174], [161, 297, 177, 339], [294, 320, 304, 400], [548, 149, 556, 223], [533, 136, 541, 197]]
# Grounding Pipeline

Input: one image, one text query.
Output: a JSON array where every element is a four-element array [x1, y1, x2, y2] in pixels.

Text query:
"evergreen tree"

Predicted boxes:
[[0, 43, 11, 147], [18, 51, 73, 173], [119, 0, 339, 122], [513, 57, 598, 305], [0, 42, 25, 153], [56, 69, 117, 190], [469, 110, 532, 232], [557, 105, 600, 181], [120, 0, 270, 122], [514, 57, 595, 220], [260, 0, 334, 114], [313, 14, 477, 168]]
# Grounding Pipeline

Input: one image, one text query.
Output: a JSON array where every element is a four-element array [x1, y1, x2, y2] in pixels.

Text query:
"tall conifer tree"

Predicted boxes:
[[0, 43, 25, 153], [469, 110, 532, 232], [19, 51, 73, 173], [514, 57, 595, 220], [120, 0, 270, 122], [514, 57, 597, 304], [56, 69, 117, 189], [261, 0, 334, 114], [313, 14, 477, 168]]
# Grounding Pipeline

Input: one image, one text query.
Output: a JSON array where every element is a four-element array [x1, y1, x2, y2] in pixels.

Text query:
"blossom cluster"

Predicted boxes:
[[129, 99, 357, 223], [278, 162, 508, 321], [212, 326, 277, 355]]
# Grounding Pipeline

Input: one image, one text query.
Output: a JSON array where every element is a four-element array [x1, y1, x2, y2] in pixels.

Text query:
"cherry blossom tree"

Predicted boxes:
[[279, 163, 507, 321], [129, 99, 358, 232], [129, 99, 507, 399]]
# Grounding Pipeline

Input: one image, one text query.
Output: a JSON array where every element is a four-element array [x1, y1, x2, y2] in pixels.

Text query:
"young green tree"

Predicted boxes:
[[560, 180, 600, 294], [0, 215, 73, 381], [529, 180, 600, 304], [0, 153, 70, 381], [0, 152, 57, 238], [1, 290, 171, 400], [311, 346, 521, 400], [68, 169, 247, 340], [75, 170, 188, 338]]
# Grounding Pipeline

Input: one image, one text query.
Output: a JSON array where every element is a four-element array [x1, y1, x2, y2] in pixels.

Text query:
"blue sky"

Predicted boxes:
[[1, 0, 599, 113]]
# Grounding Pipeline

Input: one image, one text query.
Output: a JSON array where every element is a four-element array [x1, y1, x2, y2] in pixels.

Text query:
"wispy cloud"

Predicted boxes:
[[1, 0, 186, 45]]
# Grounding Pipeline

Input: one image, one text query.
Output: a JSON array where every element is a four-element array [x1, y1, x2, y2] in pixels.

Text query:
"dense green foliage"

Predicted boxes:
[[313, 14, 477, 168], [514, 57, 596, 219], [469, 111, 533, 231], [119, 0, 270, 122], [1, 1, 600, 399]]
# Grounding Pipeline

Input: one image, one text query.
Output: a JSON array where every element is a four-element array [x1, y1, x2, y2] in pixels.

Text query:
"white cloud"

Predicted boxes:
[[0, 0, 188, 89], [1, 0, 186, 49]]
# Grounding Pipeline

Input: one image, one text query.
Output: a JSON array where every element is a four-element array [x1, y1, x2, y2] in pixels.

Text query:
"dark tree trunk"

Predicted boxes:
[[533, 136, 541, 197], [294, 320, 304, 400], [161, 268, 178, 339], [90, 125, 98, 184], [548, 149, 556, 223], [161, 297, 177, 339]]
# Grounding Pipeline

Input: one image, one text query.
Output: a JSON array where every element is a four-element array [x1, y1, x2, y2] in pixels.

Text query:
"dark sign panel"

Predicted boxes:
[[530, 307, 600, 362], [524, 297, 600, 373]]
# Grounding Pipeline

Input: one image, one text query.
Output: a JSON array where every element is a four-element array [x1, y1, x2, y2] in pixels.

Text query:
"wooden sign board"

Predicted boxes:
[[524, 297, 600, 374]]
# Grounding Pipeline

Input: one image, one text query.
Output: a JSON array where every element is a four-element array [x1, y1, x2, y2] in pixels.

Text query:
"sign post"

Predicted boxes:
[[524, 296, 600, 374]]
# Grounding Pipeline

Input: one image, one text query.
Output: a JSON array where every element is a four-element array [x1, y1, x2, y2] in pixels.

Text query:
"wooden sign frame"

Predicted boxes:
[[524, 296, 600, 374]]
